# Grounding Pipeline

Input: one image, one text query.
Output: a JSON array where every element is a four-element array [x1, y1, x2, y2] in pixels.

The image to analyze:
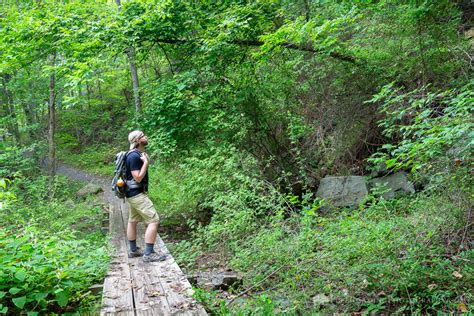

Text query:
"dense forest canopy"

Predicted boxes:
[[0, 0, 472, 314]]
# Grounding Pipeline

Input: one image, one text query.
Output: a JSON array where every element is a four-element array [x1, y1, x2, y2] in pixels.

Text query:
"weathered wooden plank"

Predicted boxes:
[[155, 236, 207, 316], [131, 218, 206, 315], [101, 203, 135, 316], [130, 259, 171, 314], [120, 203, 171, 314]]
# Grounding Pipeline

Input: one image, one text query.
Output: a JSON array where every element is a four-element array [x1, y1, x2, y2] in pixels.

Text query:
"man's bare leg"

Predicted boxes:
[[143, 222, 166, 261], [127, 221, 138, 241], [144, 222, 159, 244]]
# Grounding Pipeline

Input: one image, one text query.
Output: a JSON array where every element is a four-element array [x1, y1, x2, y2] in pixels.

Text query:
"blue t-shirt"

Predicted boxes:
[[125, 150, 148, 198]]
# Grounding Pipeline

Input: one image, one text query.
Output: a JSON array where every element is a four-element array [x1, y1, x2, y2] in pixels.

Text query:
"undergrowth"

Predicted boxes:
[[54, 132, 472, 314], [167, 155, 472, 314], [166, 83, 473, 314], [57, 145, 116, 177], [0, 154, 111, 314]]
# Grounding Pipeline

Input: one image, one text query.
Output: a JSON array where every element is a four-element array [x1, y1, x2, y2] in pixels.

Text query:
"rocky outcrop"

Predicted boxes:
[[369, 171, 414, 199], [316, 176, 368, 207], [76, 183, 103, 199], [191, 271, 242, 291]]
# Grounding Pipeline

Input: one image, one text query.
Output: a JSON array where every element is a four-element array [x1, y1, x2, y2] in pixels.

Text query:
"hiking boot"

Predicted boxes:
[[143, 251, 167, 262], [128, 247, 143, 258]]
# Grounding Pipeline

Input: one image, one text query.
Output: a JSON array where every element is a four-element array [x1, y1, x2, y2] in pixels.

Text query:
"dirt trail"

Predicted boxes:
[[53, 161, 115, 203], [56, 163, 108, 185]]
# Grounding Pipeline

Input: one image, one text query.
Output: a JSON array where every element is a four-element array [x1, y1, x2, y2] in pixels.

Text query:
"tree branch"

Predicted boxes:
[[152, 38, 359, 64]]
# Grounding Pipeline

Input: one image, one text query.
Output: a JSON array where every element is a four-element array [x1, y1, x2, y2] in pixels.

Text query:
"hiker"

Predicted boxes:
[[125, 130, 166, 262]]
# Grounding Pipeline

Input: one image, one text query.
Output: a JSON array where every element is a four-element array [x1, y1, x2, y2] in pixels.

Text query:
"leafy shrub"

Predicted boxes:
[[149, 145, 277, 226], [188, 191, 472, 314], [0, 226, 108, 314], [0, 144, 40, 179], [57, 105, 127, 151], [158, 107, 472, 314], [0, 178, 15, 210], [367, 81, 473, 177], [0, 175, 110, 314]]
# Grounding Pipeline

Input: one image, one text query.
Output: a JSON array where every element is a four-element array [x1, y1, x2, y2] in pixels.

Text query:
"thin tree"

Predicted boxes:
[[1, 74, 20, 143], [47, 53, 57, 194], [115, 0, 142, 112]]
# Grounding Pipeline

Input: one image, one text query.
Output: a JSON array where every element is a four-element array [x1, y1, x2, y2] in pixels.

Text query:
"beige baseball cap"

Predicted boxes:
[[128, 130, 144, 150]]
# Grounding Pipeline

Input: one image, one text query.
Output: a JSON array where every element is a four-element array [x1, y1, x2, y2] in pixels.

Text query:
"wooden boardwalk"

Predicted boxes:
[[52, 163, 205, 315], [100, 198, 207, 315]]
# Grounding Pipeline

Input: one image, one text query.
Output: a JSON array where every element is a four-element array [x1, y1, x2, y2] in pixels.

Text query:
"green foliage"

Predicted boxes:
[[0, 143, 44, 179], [1, 0, 472, 314], [0, 178, 15, 212], [140, 71, 206, 156], [188, 187, 472, 314], [0, 165, 110, 313], [7, 176, 108, 236], [0, 226, 109, 314], [149, 145, 283, 232], [368, 81, 473, 176], [192, 288, 229, 315], [168, 240, 202, 271], [151, 95, 472, 314]]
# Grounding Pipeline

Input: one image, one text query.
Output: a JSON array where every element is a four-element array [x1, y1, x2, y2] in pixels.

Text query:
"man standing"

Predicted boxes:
[[125, 130, 166, 262]]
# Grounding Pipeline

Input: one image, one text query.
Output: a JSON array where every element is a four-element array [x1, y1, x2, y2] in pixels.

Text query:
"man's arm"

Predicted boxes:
[[131, 153, 149, 183]]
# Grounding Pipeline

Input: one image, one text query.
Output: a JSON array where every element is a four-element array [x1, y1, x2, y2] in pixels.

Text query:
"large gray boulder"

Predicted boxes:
[[316, 176, 368, 207], [76, 183, 103, 199], [369, 171, 414, 199]]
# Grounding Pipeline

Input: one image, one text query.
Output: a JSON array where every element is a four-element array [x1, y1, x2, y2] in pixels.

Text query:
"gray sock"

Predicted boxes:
[[144, 243, 154, 255], [129, 240, 137, 252]]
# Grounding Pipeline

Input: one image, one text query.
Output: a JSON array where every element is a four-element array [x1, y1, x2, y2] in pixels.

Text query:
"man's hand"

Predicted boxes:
[[132, 152, 150, 183], [141, 152, 150, 165]]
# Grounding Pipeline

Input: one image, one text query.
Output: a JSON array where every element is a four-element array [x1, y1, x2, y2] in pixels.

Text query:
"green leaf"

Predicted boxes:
[[0, 305, 8, 314], [0, 292, 5, 299], [35, 292, 48, 302], [9, 288, 21, 295], [55, 290, 70, 308], [385, 159, 396, 169], [12, 296, 26, 309], [27, 311, 38, 316], [14, 270, 26, 282]]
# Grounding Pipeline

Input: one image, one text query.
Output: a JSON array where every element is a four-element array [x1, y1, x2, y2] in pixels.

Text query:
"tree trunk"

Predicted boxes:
[[86, 81, 91, 109], [127, 47, 142, 112], [47, 55, 57, 190], [1, 74, 20, 143], [21, 102, 36, 140], [115, 0, 142, 113]]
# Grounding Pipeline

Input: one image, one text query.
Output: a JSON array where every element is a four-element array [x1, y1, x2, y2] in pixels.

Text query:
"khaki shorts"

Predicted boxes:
[[126, 193, 160, 224]]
